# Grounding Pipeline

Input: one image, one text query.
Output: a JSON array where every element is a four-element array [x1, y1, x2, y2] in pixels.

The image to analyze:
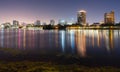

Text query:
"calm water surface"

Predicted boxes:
[[0, 29, 120, 58]]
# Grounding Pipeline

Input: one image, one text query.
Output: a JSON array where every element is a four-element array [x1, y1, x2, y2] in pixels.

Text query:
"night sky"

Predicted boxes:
[[0, 0, 120, 24]]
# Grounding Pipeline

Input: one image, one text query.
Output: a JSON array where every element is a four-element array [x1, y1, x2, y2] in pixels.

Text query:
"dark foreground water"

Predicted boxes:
[[0, 29, 120, 57]]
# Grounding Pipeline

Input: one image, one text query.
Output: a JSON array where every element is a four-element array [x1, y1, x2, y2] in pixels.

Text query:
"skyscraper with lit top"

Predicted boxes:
[[77, 10, 86, 26]]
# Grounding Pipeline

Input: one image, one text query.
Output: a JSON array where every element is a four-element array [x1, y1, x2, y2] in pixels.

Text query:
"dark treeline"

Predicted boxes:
[[41, 23, 120, 29]]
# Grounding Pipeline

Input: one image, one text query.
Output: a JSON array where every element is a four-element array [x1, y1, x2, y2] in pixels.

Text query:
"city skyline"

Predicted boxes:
[[0, 0, 120, 24], [0, 10, 117, 25]]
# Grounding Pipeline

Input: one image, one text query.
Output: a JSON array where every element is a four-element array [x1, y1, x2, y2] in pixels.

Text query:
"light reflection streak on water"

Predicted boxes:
[[48, 30, 52, 48], [23, 29, 26, 49], [61, 31, 65, 52], [16, 30, 18, 48], [75, 30, 86, 57], [92, 30, 95, 48], [97, 30, 100, 47], [55, 30, 58, 48], [103, 30, 114, 52], [31, 30, 35, 49], [18, 29, 21, 49], [70, 30, 75, 54], [104, 30, 110, 51], [1, 29, 4, 48], [109, 30, 114, 49]]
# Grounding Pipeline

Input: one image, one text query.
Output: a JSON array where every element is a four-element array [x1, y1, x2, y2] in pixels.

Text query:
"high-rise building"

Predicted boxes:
[[35, 20, 41, 25], [67, 18, 75, 25], [77, 10, 86, 25], [13, 20, 19, 26], [59, 19, 67, 25], [104, 11, 115, 24], [50, 20, 55, 25], [43, 22, 47, 25]]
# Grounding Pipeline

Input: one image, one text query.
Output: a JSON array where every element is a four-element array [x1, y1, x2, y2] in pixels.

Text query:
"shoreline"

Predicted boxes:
[[0, 48, 120, 67], [0, 57, 120, 71], [0, 61, 120, 72]]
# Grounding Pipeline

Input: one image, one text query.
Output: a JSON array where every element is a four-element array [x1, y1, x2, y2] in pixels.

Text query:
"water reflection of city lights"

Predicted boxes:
[[75, 30, 86, 57], [70, 31, 75, 53], [61, 31, 65, 52], [0, 29, 117, 57], [23, 29, 26, 49]]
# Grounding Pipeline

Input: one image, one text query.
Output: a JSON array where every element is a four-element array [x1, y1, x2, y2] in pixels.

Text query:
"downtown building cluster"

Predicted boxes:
[[0, 10, 116, 29], [77, 10, 115, 26]]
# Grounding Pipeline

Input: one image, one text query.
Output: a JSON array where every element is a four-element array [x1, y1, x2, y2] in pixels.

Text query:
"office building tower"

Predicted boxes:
[[13, 20, 19, 26], [59, 19, 67, 25], [77, 10, 86, 25], [50, 20, 55, 25], [43, 22, 47, 25], [104, 11, 115, 24], [35, 20, 41, 25]]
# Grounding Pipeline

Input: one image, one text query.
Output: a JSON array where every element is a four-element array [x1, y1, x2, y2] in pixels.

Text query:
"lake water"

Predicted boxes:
[[0, 29, 120, 58]]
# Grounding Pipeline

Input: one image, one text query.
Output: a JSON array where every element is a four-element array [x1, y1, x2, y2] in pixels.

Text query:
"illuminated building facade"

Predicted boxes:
[[35, 20, 41, 25], [13, 20, 19, 26], [104, 11, 115, 24], [77, 10, 86, 26], [50, 20, 55, 25], [59, 19, 67, 25]]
